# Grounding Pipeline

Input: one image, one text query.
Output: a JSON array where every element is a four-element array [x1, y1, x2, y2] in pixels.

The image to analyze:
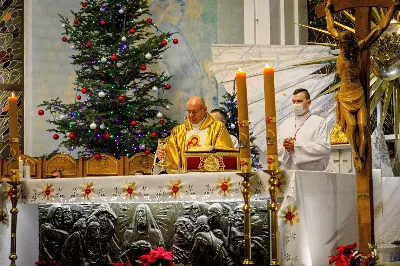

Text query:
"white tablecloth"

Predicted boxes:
[[0, 170, 361, 266]]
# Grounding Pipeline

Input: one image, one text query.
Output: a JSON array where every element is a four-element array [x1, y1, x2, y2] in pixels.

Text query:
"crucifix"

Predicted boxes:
[[315, 0, 400, 254]]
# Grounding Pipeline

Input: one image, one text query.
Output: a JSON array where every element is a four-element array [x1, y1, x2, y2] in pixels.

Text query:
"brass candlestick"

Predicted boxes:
[[7, 180, 20, 266], [238, 172, 255, 266], [264, 169, 283, 266]]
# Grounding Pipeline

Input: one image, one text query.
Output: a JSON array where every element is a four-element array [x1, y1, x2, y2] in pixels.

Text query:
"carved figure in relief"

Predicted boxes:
[[60, 218, 87, 266], [62, 205, 74, 233], [39, 204, 69, 261], [173, 217, 194, 265]]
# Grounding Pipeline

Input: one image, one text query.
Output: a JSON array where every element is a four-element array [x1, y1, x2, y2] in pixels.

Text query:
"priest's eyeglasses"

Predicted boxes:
[[186, 107, 205, 114]]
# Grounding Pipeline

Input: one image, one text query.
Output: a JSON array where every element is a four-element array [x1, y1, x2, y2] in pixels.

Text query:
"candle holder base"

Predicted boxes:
[[238, 171, 255, 266], [6, 181, 21, 266], [264, 169, 284, 266]]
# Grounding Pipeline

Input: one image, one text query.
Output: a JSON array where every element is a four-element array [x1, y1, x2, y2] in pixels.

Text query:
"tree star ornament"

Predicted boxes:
[[145, 52, 152, 60], [90, 122, 97, 129]]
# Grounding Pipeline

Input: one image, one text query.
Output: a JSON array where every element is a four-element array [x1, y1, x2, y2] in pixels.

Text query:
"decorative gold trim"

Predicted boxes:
[[198, 155, 225, 171], [267, 155, 279, 170], [183, 151, 240, 157], [266, 136, 275, 145], [357, 193, 370, 198], [9, 138, 18, 143], [330, 123, 348, 145], [265, 116, 276, 123], [239, 120, 249, 127]]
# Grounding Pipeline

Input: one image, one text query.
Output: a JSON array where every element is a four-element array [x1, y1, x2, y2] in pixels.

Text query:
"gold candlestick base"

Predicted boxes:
[[7, 181, 20, 266], [264, 169, 284, 266], [238, 172, 255, 266]]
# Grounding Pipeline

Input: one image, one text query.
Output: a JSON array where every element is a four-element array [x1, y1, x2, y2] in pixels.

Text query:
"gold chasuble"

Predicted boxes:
[[165, 113, 234, 170]]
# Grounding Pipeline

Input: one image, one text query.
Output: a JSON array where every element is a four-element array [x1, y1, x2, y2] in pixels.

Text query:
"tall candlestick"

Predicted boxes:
[[8, 92, 19, 181], [263, 64, 278, 170], [236, 68, 252, 173]]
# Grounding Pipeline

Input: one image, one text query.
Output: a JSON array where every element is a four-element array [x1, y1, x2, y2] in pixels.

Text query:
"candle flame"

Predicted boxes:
[[11, 92, 15, 97], [266, 63, 269, 68], [239, 68, 242, 72]]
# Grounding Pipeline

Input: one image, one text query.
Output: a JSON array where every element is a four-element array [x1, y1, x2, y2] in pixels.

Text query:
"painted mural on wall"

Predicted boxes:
[[37, 202, 269, 265], [148, 0, 219, 120]]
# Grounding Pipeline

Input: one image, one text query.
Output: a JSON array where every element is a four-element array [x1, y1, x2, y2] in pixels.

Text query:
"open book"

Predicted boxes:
[[186, 145, 238, 153]]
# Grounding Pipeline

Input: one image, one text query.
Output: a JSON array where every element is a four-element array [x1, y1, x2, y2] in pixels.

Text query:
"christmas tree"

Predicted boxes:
[[220, 91, 262, 170], [38, 0, 178, 158]]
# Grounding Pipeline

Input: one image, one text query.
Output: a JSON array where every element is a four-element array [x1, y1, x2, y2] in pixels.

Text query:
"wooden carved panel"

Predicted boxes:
[[44, 154, 77, 177], [126, 152, 154, 175], [85, 154, 120, 176]]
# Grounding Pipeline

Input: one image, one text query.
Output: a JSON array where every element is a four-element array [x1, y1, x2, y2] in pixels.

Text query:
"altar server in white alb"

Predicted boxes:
[[277, 88, 331, 171]]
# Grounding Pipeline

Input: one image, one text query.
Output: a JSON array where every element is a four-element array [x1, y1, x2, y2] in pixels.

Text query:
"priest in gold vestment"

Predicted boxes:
[[153, 96, 234, 174]]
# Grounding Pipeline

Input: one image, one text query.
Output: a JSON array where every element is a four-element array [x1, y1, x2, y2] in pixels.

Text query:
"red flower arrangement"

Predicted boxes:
[[329, 242, 378, 266], [35, 260, 61, 266], [138, 246, 174, 266]]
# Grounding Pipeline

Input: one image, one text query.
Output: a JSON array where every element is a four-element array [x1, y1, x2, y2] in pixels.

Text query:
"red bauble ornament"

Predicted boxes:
[[81, 87, 88, 94], [74, 19, 79, 24], [118, 95, 124, 101], [161, 39, 168, 46], [151, 131, 157, 137], [69, 132, 75, 139], [145, 149, 151, 154], [130, 120, 137, 126], [111, 54, 118, 61], [173, 39, 179, 44], [86, 41, 92, 47], [140, 64, 146, 71], [81, 2, 87, 7], [53, 134, 59, 140], [129, 28, 135, 34], [76, 95, 82, 100], [94, 153, 101, 160], [159, 119, 165, 124], [147, 18, 153, 23], [100, 20, 106, 25], [104, 133, 110, 139], [165, 84, 172, 90], [62, 37, 67, 42], [38, 109, 44, 116]]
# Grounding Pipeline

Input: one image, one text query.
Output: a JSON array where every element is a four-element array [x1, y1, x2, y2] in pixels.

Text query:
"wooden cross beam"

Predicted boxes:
[[315, 0, 393, 255]]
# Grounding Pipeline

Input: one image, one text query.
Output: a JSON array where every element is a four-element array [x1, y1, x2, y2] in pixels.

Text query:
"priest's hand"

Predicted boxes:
[[156, 148, 165, 160], [283, 138, 295, 152]]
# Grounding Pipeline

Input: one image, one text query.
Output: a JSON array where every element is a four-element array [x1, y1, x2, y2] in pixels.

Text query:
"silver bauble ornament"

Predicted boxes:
[[100, 124, 105, 130], [152, 86, 158, 92], [138, 8, 143, 13], [145, 52, 152, 60], [166, 104, 171, 110], [121, 36, 127, 42], [90, 122, 97, 129], [156, 112, 163, 119], [230, 123, 236, 129], [101, 57, 107, 63], [98, 91, 106, 98], [59, 114, 66, 120], [119, 9, 124, 14]]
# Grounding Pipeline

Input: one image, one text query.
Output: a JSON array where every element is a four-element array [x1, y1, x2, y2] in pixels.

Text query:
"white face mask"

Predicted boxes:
[[293, 103, 305, 115]]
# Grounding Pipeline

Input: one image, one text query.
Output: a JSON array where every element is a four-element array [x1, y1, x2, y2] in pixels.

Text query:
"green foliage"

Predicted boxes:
[[38, 0, 178, 158]]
